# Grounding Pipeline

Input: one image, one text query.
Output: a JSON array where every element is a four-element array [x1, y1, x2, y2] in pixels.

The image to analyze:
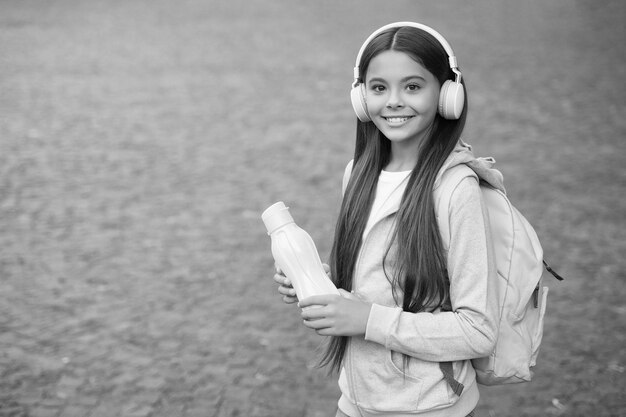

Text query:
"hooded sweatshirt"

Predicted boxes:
[[337, 141, 500, 417]]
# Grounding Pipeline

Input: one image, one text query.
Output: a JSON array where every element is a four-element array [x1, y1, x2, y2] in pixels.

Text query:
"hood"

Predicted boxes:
[[434, 140, 506, 193]]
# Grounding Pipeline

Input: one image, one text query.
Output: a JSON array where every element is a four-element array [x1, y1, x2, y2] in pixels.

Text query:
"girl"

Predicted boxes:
[[274, 22, 498, 417]]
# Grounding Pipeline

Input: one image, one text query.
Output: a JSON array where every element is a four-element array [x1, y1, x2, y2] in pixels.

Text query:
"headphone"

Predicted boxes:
[[350, 21, 465, 122]]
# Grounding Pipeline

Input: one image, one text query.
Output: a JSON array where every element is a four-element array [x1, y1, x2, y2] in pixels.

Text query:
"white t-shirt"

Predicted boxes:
[[363, 169, 411, 238]]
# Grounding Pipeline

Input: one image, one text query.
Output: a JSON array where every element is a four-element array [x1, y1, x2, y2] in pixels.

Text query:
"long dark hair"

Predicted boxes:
[[321, 26, 469, 374]]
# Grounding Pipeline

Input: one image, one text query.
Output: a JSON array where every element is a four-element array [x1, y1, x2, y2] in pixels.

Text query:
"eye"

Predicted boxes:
[[370, 84, 386, 93], [406, 83, 421, 92]]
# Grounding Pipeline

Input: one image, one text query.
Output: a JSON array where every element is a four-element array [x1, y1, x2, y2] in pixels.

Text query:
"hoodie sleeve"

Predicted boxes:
[[364, 176, 498, 362]]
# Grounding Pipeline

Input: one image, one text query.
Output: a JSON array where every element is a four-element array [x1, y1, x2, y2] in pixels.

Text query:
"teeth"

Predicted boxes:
[[386, 117, 409, 123]]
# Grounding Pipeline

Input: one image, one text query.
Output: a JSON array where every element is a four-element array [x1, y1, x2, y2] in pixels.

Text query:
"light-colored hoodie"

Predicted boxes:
[[337, 141, 501, 417]]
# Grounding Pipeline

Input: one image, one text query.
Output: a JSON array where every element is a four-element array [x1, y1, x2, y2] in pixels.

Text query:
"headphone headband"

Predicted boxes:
[[352, 21, 461, 88]]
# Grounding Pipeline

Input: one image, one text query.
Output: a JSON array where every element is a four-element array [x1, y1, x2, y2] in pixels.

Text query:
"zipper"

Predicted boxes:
[[347, 214, 397, 416], [532, 286, 539, 308], [346, 223, 374, 416], [345, 338, 359, 414]]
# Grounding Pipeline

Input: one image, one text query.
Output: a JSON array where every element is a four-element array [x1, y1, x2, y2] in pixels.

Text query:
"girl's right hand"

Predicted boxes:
[[273, 265, 298, 304], [273, 263, 332, 305]]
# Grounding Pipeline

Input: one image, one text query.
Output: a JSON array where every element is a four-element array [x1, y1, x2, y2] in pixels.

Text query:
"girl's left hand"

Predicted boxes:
[[299, 290, 372, 337]]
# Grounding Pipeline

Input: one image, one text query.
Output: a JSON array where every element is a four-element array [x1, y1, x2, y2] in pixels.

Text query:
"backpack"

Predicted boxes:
[[434, 163, 563, 386]]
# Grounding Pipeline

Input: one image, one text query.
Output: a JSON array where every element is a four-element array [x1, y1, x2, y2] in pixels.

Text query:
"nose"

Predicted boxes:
[[386, 88, 403, 109]]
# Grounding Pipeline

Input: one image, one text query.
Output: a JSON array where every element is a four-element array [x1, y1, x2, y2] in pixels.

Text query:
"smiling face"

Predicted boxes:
[[365, 50, 441, 155]]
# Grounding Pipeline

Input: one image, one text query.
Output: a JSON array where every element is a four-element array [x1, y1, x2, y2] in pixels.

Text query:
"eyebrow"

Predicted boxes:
[[367, 75, 427, 83]]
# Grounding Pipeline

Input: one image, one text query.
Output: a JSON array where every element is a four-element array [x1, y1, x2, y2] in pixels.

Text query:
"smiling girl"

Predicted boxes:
[[274, 22, 498, 417]]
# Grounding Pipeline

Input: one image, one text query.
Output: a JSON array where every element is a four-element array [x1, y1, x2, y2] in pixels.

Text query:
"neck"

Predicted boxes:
[[386, 141, 420, 172], [384, 123, 436, 172]]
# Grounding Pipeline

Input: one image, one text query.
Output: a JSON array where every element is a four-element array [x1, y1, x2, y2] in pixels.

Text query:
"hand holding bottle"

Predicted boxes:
[[273, 263, 331, 304], [299, 290, 372, 337]]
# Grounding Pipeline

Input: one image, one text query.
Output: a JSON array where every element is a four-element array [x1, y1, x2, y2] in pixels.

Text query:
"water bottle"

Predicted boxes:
[[262, 202, 339, 301]]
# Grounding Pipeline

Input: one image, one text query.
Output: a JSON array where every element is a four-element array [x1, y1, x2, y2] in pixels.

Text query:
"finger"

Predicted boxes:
[[275, 264, 284, 275], [300, 306, 326, 321], [302, 318, 333, 330], [273, 273, 283, 285], [278, 285, 297, 297], [322, 263, 333, 279], [273, 273, 292, 288], [338, 289, 358, 300], [315, 328, 337, 337], [298, 294, 336, 309], [282, 295, 298, 304]]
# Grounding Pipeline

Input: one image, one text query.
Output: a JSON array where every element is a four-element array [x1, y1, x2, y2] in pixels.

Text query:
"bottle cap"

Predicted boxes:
[[261, 201, 294, 234]]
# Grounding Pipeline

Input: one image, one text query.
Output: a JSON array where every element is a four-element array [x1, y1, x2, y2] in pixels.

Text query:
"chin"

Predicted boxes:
[[384, 132, 415, 142]]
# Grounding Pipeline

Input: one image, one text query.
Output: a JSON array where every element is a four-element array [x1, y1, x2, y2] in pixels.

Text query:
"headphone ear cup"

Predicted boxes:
[[438, 80, 465, 120], [351, 83, 371, 122]]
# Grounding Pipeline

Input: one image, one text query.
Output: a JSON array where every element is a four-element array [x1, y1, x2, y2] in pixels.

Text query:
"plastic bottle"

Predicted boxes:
[[262, 202, 339, 301]]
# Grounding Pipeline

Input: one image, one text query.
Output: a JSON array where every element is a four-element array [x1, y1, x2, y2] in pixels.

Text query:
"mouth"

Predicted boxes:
[[382, 116, 414, 125]]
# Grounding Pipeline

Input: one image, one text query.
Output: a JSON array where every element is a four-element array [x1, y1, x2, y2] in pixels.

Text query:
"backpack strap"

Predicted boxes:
[[440, 361, 465, 396], [435, 164, 478, 250], [434, 164, 478, 397], [543, 259, 565, 281]]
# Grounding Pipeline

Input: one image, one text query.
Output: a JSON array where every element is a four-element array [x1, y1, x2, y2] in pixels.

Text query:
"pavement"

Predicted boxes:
[[1, 1, 624, 416]]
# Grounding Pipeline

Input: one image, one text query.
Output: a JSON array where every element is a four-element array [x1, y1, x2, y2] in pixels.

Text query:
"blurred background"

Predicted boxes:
[[0, 0, 624, 416]]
